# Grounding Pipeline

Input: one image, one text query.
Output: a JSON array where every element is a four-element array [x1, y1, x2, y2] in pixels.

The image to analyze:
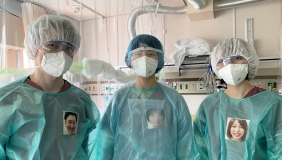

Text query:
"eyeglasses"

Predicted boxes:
[[41, 40, 76, 55], [216, 55, 247, 68]]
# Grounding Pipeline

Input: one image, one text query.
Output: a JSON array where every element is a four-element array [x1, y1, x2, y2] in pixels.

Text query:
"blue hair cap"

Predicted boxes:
[[125, 34, 164, 73]]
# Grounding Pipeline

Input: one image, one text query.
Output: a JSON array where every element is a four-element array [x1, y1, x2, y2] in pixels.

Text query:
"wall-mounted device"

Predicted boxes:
[[245, 18, 254, 45]]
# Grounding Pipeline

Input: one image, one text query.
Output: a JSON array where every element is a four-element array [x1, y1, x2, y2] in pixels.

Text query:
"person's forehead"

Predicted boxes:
[[67, 115, 76, 119]]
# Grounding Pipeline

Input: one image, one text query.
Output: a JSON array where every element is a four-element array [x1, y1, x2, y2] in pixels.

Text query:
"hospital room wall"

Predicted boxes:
[[0, 11, 25, 69], [164, 0, 281, 72], [163, 0, 281, 115], [0, 11, 24, 49], [83, 0, 281, 115], [81, 0, 281, 67], [81, 16, 126, 65], [81, 14, 164, 66]]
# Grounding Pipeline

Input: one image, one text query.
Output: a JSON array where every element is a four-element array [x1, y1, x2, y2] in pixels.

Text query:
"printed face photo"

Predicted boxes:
[[226, 118, 249, 142], [63, 111, 78, 135], [146, 108, 165, 129]]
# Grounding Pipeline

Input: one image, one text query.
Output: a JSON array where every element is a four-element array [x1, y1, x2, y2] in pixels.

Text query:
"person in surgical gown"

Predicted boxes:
[[193, 38, 282, 159], [0, 14, 100, 159], [92, 34, 194, 160]]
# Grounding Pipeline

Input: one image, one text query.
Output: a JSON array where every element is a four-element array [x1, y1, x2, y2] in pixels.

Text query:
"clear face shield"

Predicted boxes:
[[216, 55, 248, 70], [41, 40, 76, 56]]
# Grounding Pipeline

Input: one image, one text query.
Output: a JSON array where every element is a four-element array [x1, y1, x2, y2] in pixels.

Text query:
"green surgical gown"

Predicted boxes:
[[193, 90, 282, 160], [92, 83, 194, 160], [0, 77, 100, 160]]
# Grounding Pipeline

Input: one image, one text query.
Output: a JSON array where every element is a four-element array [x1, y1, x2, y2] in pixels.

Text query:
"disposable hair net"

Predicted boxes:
[[125, 34, 164, 73], [24, 14, 81, 60], [210, 38, 259, 80]]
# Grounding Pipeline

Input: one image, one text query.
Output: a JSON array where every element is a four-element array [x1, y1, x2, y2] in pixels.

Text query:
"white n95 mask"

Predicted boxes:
[[218, 64, 248, 85], [132, 56, 158, 77], [41, 51, 73, 77]]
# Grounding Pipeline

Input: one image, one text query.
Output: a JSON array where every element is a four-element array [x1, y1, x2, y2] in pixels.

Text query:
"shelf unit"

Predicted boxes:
[[178, 55, 209, 76]]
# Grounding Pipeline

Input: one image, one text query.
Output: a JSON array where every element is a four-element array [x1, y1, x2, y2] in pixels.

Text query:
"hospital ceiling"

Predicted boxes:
[[17, 0, 186, 21]]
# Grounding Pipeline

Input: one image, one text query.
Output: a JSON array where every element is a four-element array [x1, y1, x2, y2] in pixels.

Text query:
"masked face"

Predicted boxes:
[[132, 56, 158, 77], [218, 64, 248, 85], [39, 50, 73, 77]]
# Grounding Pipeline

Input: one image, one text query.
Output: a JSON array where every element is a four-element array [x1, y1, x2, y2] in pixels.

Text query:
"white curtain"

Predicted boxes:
[[21, 2, 46, 33]]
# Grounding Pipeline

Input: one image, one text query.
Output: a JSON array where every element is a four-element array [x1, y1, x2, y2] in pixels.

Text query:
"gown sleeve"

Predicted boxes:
[[90, 96, 118, 160], [176, 95, 194, 160], [193, 103, 209, 160], [261, 98, 282, 158], [0, 95, 45, 160], [82, 98, 100, 158]]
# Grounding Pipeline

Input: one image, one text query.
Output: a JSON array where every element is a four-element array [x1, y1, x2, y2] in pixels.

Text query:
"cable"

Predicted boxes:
[[198, 57, 215, 93]]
